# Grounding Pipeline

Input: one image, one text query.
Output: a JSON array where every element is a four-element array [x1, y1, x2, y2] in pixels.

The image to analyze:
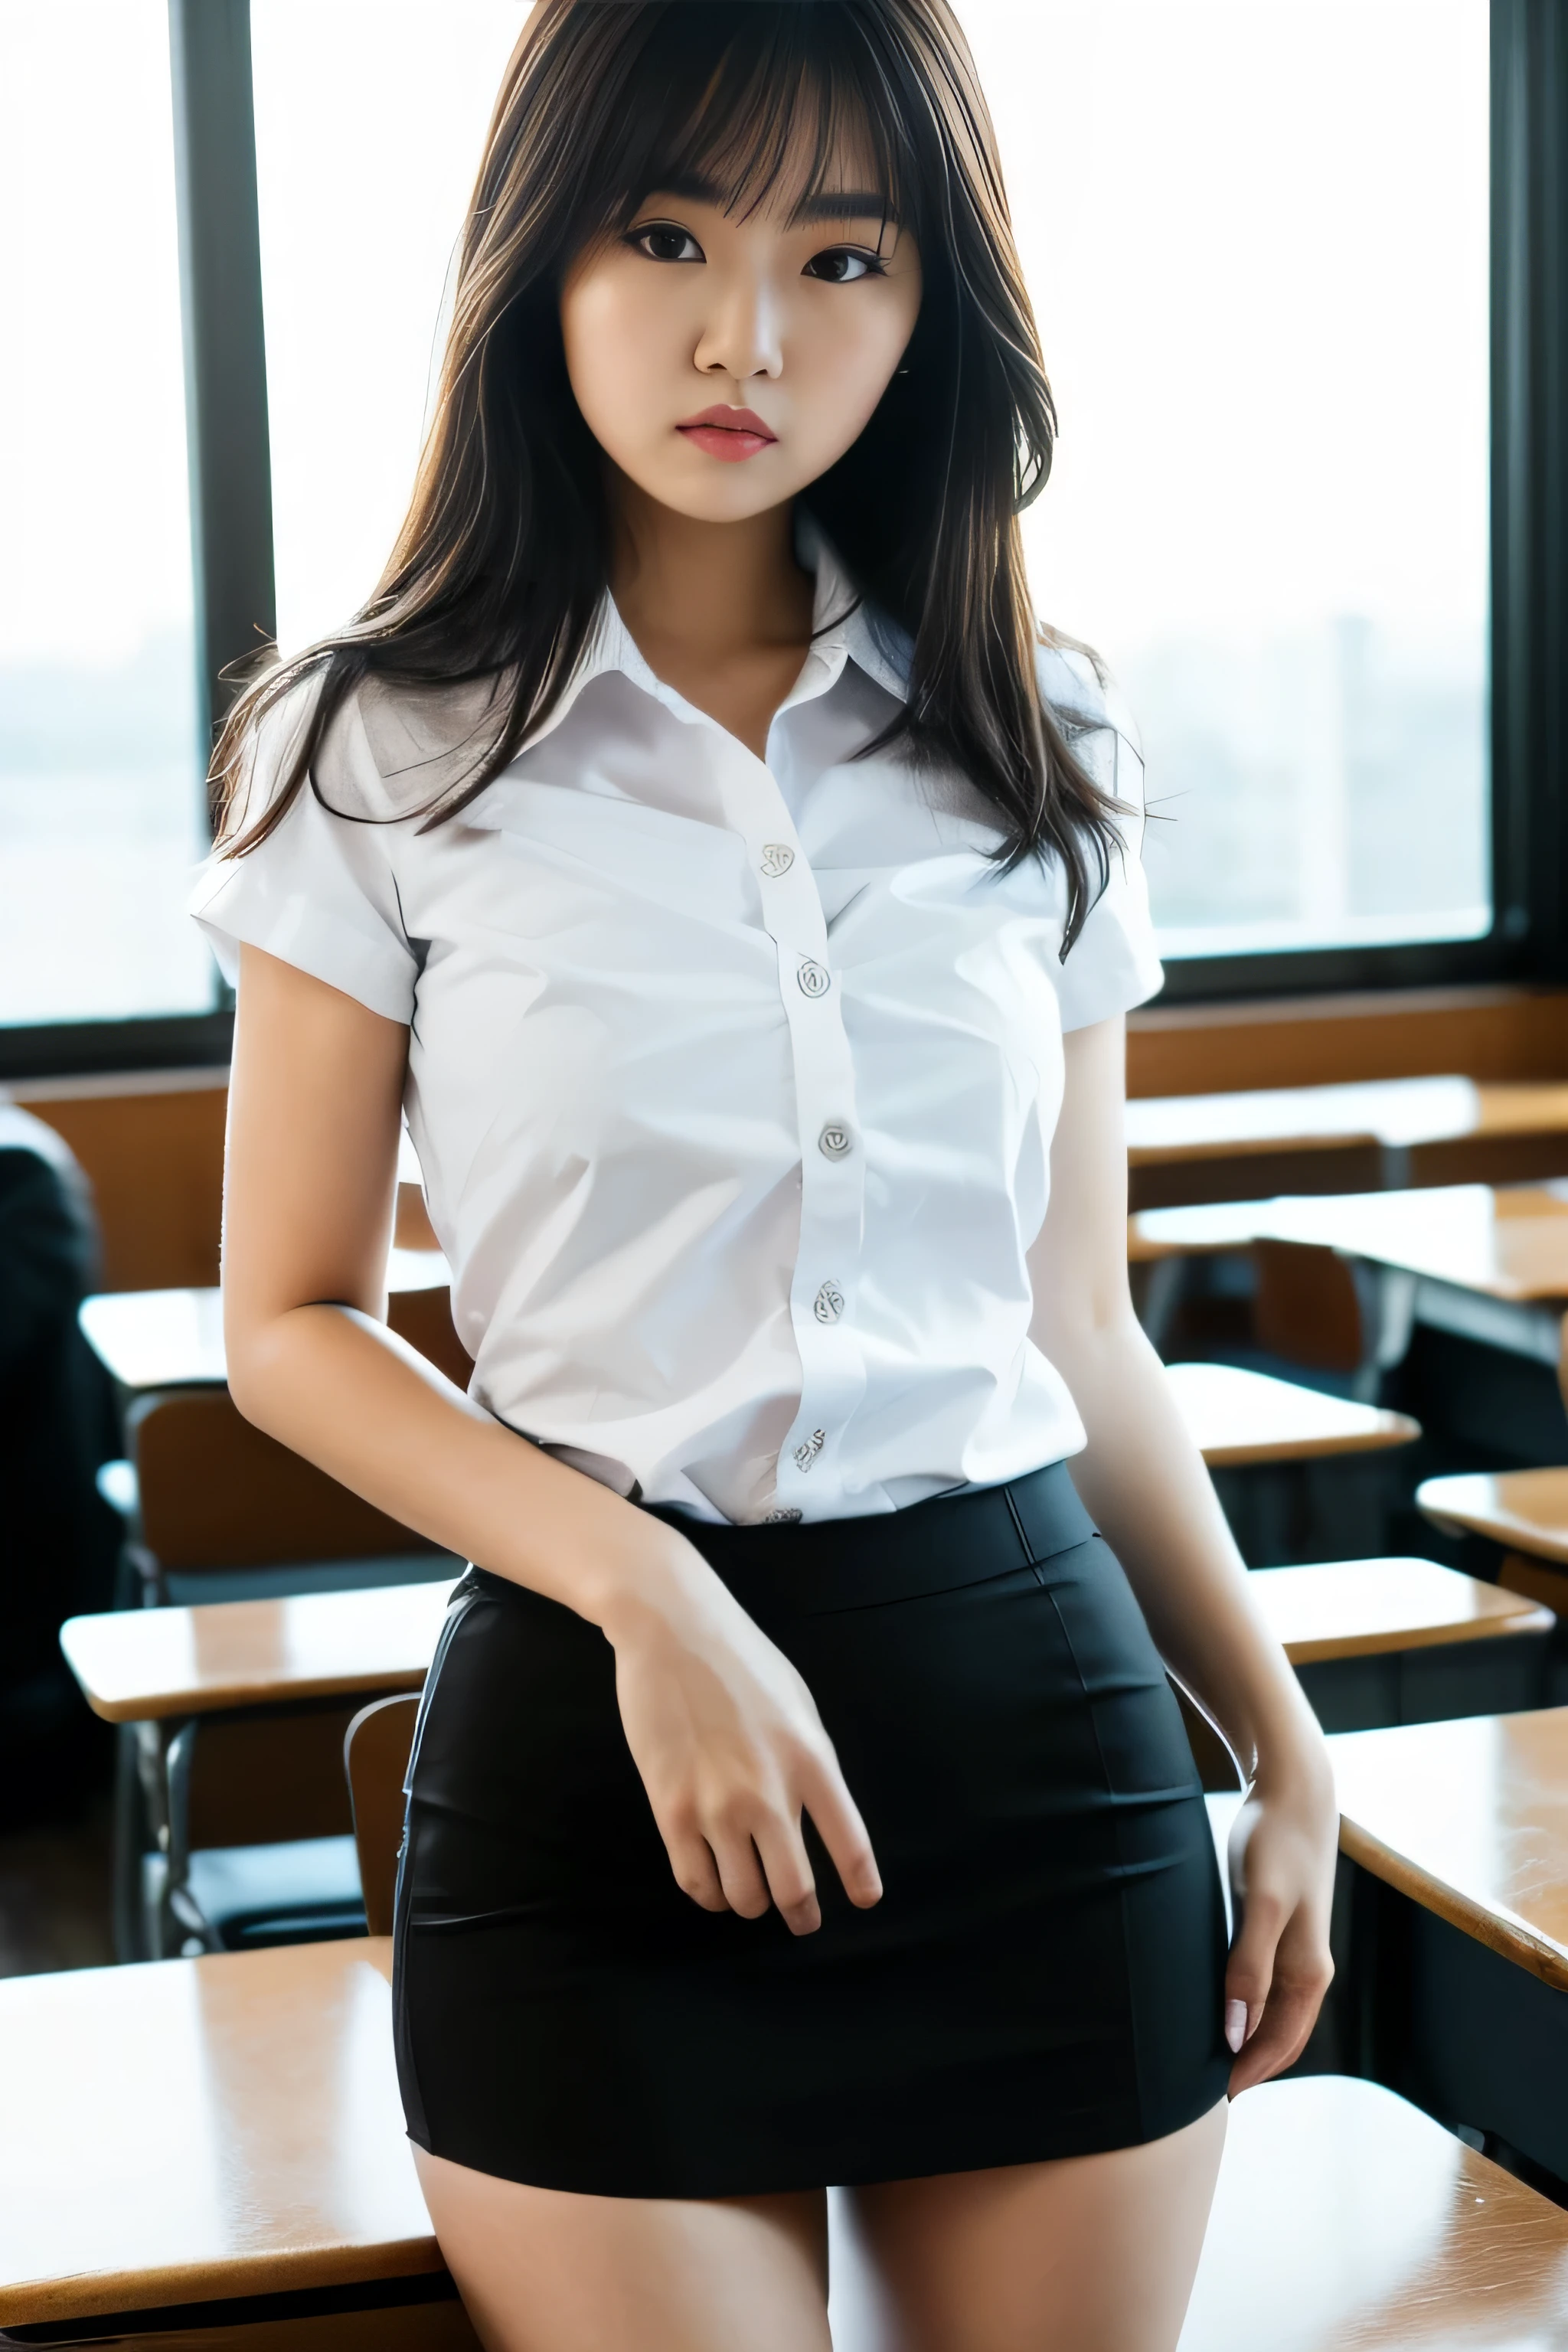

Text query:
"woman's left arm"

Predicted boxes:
[[1027, 1014, 1338, 2094]]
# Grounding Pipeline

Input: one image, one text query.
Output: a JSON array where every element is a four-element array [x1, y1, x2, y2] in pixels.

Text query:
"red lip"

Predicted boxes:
[[675, 404, 779, 462], [677, 404, 777, 438]]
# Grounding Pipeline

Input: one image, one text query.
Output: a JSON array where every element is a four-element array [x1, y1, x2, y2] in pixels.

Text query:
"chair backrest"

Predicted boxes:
[[18, 1076, 227, 1291], [129, 1387, 437, 1571], [345, 1694, 421, 1935], [1251, 1238, 1367, 1374]]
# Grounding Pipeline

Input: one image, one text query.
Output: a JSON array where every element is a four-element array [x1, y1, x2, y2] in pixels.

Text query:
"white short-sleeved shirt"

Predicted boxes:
[[191, 537, 1161, 1525]]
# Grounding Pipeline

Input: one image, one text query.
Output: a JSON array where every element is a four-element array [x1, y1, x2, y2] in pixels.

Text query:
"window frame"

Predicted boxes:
[[1, 0, 1562, 1076]]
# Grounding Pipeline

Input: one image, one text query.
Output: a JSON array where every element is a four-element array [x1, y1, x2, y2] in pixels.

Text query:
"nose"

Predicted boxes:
[[691, 263, 784, 384]]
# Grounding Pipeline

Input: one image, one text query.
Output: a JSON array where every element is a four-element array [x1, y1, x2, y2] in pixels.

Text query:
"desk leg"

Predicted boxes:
[[111, 1723, 146, 1965], [125, 1714, 199, 1962]]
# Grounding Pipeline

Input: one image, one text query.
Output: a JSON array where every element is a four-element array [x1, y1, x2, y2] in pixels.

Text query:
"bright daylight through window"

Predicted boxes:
[[0, 1, 210, 1026], [964, 0, 1491, 959]]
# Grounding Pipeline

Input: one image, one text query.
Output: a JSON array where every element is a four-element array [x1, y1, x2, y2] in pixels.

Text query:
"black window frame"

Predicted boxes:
[[1, 0, 1563, 1077]]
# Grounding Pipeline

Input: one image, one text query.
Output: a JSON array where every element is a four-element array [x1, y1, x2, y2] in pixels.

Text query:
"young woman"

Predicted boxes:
[[194, 5, 1337, 2345]]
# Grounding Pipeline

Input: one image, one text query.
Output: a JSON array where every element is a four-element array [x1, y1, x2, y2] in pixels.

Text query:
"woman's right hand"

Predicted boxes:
[[602, 1531, 883, 1936]]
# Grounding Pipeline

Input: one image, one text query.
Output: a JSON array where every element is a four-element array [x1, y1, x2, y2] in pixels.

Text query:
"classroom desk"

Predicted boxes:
[[1419, 1468, 1568, 1569], [1136, 1183, 1568, 1370], [60, 1578, 458, 1723], [6, 1940, 1563, 2351], [0, 1936, 475, 2337], [80, 1251, 454, 1394], [1163, 1361, 1418, 1465], [1175, 2073, 1568, 2352], [1126, 1075, 1568, 1210], [1256, 1558, 1551, 1664], [1329, 1706, 1568, 2186]]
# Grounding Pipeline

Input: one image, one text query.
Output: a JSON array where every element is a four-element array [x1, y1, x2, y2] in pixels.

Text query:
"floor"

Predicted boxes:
[[0, 1797, 114, 1977]]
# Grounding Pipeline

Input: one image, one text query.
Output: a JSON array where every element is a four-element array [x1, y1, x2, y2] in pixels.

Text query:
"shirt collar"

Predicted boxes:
[[516, 514, 913, 759]]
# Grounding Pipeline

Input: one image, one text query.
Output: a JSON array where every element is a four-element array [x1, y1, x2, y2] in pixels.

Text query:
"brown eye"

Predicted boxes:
[[630, 222, 704, 264], [803, 247, 883, 284]]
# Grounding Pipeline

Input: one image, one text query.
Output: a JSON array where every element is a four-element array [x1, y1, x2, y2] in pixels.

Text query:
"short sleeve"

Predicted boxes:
[[188, 675, 420, 1025], [1038, 642, 1163, 1031]]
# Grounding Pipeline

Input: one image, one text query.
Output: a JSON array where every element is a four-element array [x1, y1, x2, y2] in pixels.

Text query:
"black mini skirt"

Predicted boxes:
[[393, 1463, 1230, 2198]]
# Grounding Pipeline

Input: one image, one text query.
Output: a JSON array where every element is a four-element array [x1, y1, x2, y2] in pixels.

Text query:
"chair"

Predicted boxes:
[[109, 1389, 457, 1958], [346, 1692, 422, 1936], [125, 1386, 456, 1606]]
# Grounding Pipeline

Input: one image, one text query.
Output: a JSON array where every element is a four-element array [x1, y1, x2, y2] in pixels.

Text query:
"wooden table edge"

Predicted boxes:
[[1338, 1815, 1568, 1995], [1420, 1511, 1568, 1566], [66, 1663, 431, 1726], [0, 2233, 446, 2330], [1127, 1131, 1379, 1165], [1285, 1602, 1555, 1664], [1200, 1417, 1420, 1468]]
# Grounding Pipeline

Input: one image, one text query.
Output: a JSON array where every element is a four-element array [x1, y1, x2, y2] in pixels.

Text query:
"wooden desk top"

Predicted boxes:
[[1126, 1076, 1568, 1166], [1135, 1182, 1568, 1304], [1179, 2073, 1568, 2350], [1418, 1468, 1568, 1566], [60, 1579, 457, 1723], [1263, 1184, 1568, 1304], [1165, 1361, 1419, 1465], [1253, 1559, 1552, 1664], [0, 1937, 441, 2326], [80, 1253, 450, 1391], [1331, 1707, 1568, 1995], [1129, 1200, 1272, 1263]]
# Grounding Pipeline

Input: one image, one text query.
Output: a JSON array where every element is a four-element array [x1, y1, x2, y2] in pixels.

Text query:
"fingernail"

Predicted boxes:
[[1224, 1999, 1248, 2053]]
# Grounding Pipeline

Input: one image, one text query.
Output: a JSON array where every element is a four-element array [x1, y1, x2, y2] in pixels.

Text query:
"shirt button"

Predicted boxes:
[[818, 1122, 853, 1160], [793, 1428, 827, 1471], [814, 1280, 844, 1324], [760, 843, 795, 877], [796, 959, 831, 998]]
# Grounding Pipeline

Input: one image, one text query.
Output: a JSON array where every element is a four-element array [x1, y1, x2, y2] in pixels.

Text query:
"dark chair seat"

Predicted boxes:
[[148, 1831, 365, 1952], [165, 1550, 462, 1606]]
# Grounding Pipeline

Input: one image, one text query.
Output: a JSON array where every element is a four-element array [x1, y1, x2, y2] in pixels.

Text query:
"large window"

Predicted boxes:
[[0, 2, 211, 1026], [963, 0, 1491, 962]]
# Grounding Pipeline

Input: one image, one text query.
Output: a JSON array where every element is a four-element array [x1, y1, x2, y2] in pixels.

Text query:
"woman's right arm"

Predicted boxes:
[[223, 942, 880, 1934]]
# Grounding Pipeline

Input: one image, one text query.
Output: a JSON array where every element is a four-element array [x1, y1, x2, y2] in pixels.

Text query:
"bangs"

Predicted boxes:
[[577, 3, 918, 246]]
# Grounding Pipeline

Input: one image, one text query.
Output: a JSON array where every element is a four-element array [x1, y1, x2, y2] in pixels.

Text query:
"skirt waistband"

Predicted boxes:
[[642, 1461, 1095, 1617]]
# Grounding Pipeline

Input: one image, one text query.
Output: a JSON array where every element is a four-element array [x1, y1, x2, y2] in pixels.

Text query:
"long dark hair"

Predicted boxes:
[[215, 0, 1122, 945]]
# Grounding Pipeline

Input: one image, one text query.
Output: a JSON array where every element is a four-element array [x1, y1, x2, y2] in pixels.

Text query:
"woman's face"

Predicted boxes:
[[560, 164, 922, 524]]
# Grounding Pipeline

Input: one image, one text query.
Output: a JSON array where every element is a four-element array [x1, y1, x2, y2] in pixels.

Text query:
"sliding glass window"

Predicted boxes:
[[0, 1, 211, 1026], [963, 0, 1491, 963]]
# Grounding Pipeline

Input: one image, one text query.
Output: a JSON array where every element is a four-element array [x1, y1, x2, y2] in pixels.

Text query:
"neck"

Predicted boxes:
[[606, 474, 814, 658]]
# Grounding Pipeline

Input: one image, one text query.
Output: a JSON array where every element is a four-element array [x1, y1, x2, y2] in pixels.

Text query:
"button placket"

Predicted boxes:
[[711, 753, 867, 1517]]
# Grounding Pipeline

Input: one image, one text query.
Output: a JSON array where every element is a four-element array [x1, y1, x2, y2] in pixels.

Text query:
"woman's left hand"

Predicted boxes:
[[1223, 1741, 1338, 2096]]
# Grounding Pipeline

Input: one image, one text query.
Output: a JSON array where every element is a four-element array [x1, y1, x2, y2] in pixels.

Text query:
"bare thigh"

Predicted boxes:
[[413, 2146, 831, 2352], [838, 2100, 1228, 2352]]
